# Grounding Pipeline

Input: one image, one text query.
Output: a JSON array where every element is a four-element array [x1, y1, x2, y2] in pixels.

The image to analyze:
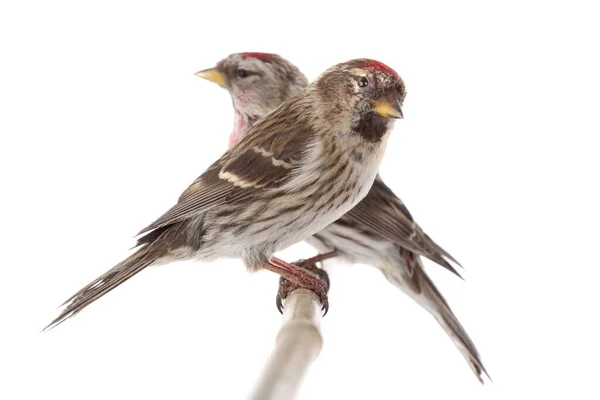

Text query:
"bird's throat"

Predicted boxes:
[[228, 111, 260, 149], [354, 112, 391, 143]]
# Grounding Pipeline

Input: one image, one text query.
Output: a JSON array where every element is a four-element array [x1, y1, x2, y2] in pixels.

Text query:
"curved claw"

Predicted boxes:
[[277, 289, 328, 316], [270, 256, 332, 316], [321, 299, 329, 317], [276, 293, 284, 314]]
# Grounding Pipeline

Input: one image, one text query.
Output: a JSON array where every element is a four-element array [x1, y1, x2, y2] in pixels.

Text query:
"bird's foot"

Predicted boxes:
[[275, 261, 330, 315], [268, 252, 338, 316]]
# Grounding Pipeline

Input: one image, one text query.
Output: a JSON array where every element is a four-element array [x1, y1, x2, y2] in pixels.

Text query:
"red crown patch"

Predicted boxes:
[[242, 52, 274, 62], [363, 60, 398, 77]]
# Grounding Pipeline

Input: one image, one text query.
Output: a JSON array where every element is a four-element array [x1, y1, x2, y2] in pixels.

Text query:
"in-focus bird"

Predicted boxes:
[[46, 58, 405, 330], [198, 52, 489, 383]]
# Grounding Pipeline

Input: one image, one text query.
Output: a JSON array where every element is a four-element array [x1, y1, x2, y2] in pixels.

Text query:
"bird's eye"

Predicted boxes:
[[358, 77, 369, 88], [238, 69, 250, 78]]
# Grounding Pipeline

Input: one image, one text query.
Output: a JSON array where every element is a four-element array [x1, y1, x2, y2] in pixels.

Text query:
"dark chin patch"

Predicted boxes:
[[354, 112, 389, 143]]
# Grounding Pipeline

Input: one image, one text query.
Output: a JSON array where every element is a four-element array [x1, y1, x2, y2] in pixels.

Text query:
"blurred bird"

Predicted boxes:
[[196, 52, 308, 148], [198, 52, 488, 382], [46, 58, 405, 330]]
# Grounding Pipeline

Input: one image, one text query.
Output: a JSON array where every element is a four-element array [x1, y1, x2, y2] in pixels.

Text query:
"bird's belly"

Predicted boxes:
[[198, 142, 386, 263], [274, 166, 379, 251]]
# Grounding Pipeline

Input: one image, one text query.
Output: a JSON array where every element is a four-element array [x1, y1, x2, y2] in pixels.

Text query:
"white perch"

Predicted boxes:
[[247, 288, 324, 400]]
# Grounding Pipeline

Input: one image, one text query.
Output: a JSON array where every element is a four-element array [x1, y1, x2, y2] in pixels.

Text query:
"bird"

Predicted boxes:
[[198, 52, 489, 382], [45, 58, 406, 330]]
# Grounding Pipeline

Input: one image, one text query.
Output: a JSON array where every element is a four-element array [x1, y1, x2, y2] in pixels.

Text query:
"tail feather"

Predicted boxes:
[[417, 268, 490, 383], [383, 250, 490, 383], [45, 247, 155, 331], [422, 231, 462, 268]]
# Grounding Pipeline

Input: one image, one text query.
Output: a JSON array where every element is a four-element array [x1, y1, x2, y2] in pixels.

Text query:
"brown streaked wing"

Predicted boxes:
[[345, 176, 462, 277], [229, 95, 313, 166], [137, 157, 238, 235], [137, 97, 314, 236]]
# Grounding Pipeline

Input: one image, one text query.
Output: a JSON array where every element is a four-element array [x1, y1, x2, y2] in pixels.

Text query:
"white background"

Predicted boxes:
[[1, 1, 599, 399]]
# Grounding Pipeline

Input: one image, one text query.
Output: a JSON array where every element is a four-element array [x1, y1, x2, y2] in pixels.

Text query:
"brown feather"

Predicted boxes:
[[138, 95, 315, 236], [44, 246, 157, 330], [397, 249, 490, 382], [345, 176, 462, 277]]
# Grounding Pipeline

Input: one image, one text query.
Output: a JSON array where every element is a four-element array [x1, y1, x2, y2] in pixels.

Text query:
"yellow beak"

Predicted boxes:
[[195, 68, 227, 87], [373, 96, 404, 119]]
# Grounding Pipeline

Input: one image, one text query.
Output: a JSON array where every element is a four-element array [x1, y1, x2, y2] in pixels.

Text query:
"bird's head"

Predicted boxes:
[[312, 59, 406, 143], [196, 52, 308, 121]]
